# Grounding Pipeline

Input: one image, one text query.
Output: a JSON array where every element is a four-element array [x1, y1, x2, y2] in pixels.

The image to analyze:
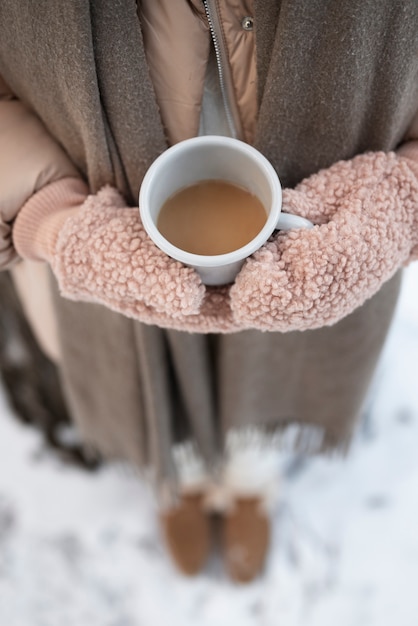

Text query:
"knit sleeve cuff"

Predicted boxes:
[[13, 177, 88, 262]]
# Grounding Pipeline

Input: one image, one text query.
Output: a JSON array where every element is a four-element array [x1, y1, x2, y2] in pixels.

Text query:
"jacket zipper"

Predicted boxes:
[[202, 0, 243, 140]]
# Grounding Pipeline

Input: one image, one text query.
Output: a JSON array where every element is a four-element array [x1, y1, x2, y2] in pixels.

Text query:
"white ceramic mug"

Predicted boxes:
[[139, 136, 313, 285]]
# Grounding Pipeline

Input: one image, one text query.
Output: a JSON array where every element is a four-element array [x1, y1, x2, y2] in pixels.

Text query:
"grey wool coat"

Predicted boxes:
[[1, 0, 417, 491]]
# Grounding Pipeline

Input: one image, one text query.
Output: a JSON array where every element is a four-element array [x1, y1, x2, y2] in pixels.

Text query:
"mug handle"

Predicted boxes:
[[276, 212, 314, 231]]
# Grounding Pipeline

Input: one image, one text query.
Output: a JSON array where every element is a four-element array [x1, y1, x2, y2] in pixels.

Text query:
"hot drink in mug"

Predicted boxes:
[[140, 136, 313, 285]]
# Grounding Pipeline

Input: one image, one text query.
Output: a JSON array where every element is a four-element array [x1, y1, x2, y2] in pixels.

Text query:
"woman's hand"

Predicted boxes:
[[230, 152, 418, 331], [13, 180, 207, 323]]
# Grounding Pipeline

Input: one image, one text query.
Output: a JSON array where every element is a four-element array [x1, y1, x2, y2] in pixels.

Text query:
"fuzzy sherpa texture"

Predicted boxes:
[[230, 151, 418, 331], [51, 187, 207, 319], [15, 152, 418, 334]]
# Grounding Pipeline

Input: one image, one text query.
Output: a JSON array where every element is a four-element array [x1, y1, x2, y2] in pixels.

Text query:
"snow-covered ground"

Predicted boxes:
[[0, 266, 417, 626]]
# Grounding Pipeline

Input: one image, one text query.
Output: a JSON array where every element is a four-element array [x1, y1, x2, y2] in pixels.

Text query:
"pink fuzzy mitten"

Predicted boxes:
[[230, 151, 418, 332], [13, 178, 206, 320]]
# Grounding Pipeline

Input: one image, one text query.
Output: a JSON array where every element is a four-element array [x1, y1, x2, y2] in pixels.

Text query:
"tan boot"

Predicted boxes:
[[160, 492, 211, 576], [222, 496, 270, 583]]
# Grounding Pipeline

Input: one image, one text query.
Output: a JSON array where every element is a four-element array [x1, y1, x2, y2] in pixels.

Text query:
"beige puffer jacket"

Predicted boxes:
[[0, 73, 82, 361]]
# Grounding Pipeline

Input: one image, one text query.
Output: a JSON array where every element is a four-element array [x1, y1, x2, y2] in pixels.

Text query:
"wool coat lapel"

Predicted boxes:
[[0, 0, 167, 204], [88, 0, 168, 203], [254, 0, 418, 187]]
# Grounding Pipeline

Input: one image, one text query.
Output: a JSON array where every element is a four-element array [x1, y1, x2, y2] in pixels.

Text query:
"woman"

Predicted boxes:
[[1, 0, 418, 582]]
